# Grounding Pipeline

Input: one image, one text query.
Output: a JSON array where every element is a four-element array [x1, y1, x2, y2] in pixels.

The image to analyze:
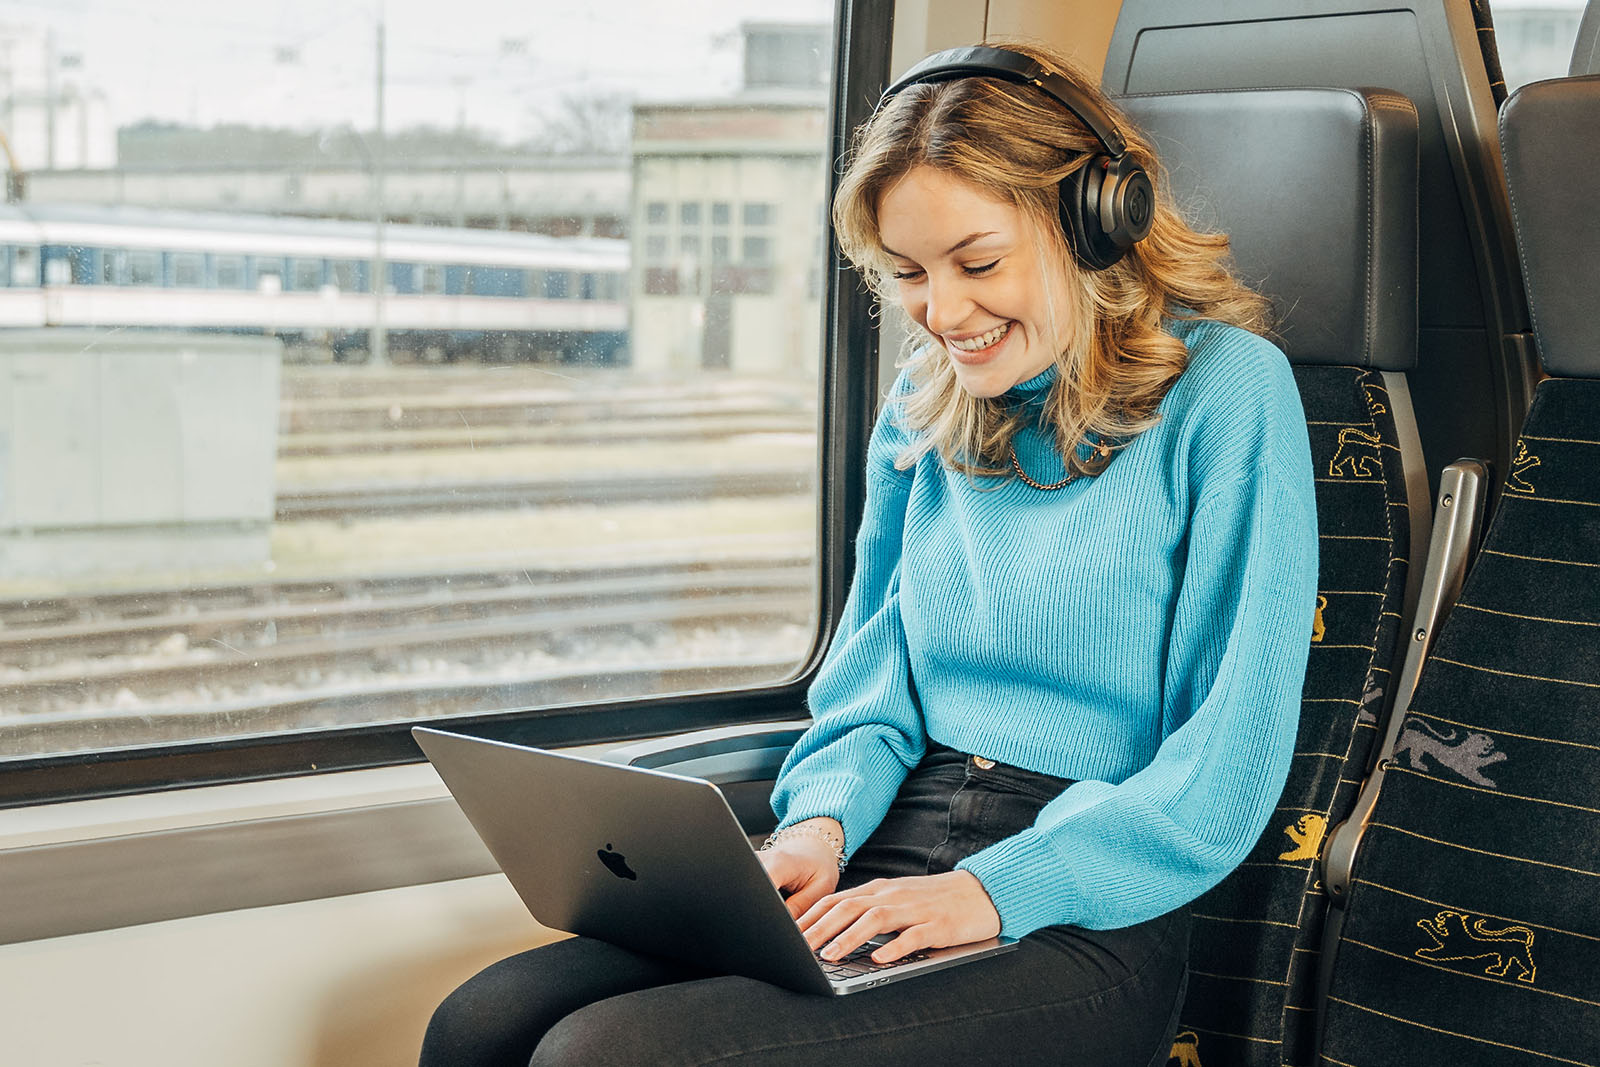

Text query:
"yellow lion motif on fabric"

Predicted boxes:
[[1279, 814, 1328, 862], [1168, 1030, 1202, 1067], [1415, 910, 1536, 983]]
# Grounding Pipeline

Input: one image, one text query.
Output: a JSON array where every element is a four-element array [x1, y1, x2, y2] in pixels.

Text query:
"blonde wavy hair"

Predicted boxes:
[[833, 40, 1272, 478]]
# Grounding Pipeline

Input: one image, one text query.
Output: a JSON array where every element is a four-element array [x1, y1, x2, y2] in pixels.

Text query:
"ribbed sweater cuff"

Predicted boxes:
[[956, 829, 1079, 938], [776, 764, 901, 860]]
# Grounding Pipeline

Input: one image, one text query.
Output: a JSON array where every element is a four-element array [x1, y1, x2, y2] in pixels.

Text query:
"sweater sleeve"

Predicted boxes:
[[955, 452, 1319, 937], [769, 391, 928, 858]]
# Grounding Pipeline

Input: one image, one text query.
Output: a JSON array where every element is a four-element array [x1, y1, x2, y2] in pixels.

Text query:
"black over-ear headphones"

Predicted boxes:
[[878, 45, 1155, 271]]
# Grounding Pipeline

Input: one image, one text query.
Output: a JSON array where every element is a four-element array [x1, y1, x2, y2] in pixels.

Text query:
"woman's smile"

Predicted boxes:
[[946, 321, 1015, 361]]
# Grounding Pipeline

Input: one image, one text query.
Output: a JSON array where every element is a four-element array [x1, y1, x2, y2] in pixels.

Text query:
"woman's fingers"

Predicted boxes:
[[798, 871, 1003, 961]]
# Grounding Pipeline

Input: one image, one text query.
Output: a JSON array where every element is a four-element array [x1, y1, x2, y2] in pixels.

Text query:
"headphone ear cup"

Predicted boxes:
[[1060, 154, 1155, 272]]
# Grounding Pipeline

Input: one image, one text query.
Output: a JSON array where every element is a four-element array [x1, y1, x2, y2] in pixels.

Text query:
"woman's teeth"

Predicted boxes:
[[949, 322, 1012, 352]]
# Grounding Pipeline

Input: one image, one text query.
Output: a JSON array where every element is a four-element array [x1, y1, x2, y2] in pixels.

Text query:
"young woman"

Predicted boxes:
[[421, 41, 1317, 1067]]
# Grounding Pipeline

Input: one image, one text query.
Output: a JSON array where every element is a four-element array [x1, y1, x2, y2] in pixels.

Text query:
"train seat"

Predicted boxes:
[[1574, 0, 1600, 76], [614, 84, 1425, 1067], [1317, 72, 1600, 1067], [1114, 87, 1422, 1067], [1103, 0, 1534, 518]]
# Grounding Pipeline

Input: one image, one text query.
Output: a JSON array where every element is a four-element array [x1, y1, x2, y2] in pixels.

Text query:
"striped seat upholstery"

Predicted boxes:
[[1171, 366, 1410, 1067], [1113, 89, 1423, 1067], [1319, 75, 1600, 1067]]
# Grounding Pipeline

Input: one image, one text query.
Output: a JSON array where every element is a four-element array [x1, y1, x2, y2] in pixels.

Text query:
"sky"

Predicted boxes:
[[0, 0, 834, 141]]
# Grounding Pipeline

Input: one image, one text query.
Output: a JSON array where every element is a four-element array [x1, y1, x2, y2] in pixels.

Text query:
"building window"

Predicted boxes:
[[643, 267, 679, 295], [680, 202, 701, 226], [646, 201, 670, 225], [712, 202, 731, 225], [742, 202, 773, 226], [742, 235, 772, 265]]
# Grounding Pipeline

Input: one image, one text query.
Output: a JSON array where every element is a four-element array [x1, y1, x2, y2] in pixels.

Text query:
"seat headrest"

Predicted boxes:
[[1500, 75, 1600, 379], [1119, 87, 1418, 370]]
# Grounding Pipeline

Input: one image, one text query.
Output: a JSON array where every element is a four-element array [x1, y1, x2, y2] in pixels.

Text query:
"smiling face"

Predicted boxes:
[[877, 165, 1074, 398]]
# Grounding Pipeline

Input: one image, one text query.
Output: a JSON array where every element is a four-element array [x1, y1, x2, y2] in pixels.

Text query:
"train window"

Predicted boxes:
[[172, 253, 205, 288], [44, 254, 70, 286], [10, 245, 34, 287], [256, 261, 284, 293], [330, 259, 367, 292], [214, 255, 247, 289], [126, 250, 161, 286], [543, 270, 572, 299], [0, 0, 845, 800], [289, 258, 324, 291]]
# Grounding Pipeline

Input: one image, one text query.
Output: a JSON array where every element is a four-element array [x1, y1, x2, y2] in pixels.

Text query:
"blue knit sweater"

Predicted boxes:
[[771, 318, 1320, 938]]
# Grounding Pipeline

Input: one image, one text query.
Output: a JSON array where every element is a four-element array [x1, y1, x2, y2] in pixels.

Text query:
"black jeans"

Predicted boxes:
[[420, 744, 1191, 1067]]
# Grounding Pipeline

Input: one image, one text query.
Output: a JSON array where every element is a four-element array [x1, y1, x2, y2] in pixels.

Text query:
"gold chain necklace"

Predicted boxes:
[[1009, 441, 1112, 491]]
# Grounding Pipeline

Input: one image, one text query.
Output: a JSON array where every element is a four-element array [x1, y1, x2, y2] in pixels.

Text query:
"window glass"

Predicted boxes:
[[214, 255, 247, 289], [126, 250, 160, 286], [331, 259, 367, 292], [173, 253, 205, 287], [289, 257, 324, 291], [11, 245, 35, 286], [0, 0, 831, 765], [1493, 0, 1589, 91]]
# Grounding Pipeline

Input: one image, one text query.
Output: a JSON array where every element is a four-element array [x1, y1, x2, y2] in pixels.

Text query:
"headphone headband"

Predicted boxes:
[[879, 45, 1129, 158], [873, 44, 1154, 271]]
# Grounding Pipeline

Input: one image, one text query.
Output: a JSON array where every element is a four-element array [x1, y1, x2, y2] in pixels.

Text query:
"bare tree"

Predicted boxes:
[[525, 93, 632, 156]]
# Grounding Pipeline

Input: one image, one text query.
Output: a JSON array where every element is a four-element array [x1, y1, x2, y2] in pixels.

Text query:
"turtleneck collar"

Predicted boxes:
[[1002, 364, 1059, 407]]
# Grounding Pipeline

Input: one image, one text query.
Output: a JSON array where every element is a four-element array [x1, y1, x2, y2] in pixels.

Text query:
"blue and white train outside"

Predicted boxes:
[[0, 202, 630, 364]]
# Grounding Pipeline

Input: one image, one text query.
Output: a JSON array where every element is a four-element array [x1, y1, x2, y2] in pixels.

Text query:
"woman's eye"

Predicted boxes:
[[963, 259, 1001, 276], [890, 268, 925, 282]]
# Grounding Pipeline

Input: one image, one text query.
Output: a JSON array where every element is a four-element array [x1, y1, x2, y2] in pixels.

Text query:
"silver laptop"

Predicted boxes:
[[414, 727, 1017, 995]]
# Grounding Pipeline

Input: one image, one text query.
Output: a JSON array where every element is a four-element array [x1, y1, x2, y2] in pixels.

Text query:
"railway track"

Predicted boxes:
[[274, 465, 813, 518], [0, 559, 815, 752]]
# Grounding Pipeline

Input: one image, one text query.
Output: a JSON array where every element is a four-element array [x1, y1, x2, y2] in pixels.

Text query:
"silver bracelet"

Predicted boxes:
[[761, 822, 847, 871]]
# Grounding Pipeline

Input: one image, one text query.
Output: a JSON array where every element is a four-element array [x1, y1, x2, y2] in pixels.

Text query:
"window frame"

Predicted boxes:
[[0, 0, 891, 809]]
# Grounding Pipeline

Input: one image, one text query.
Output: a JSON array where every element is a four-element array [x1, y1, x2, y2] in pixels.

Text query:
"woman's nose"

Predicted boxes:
[[923, 274, 973, 336]]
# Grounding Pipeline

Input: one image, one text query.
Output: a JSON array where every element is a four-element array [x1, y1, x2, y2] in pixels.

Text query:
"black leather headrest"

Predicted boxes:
[[1119, 88, 1419, 370], [1500, 75, 1600, 379]]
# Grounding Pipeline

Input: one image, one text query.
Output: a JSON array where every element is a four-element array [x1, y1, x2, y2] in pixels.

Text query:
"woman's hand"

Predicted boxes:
[[797, 870, 1001, 964], [755, 819, 843, 919]]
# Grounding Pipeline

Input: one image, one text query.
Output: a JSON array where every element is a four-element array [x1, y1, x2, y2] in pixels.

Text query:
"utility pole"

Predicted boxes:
[[44, 29, 56, 169], [371, 3, 390, 367]]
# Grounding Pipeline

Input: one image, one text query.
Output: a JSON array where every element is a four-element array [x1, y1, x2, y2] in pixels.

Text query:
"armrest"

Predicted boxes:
[[1314, 458, 1488, 1055], [603, 721, 811, 784], [1322, 457, 1489, 905]]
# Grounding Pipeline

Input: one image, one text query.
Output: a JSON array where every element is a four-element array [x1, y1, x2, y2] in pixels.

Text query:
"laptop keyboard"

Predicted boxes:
[[817, 941, 931, 979]]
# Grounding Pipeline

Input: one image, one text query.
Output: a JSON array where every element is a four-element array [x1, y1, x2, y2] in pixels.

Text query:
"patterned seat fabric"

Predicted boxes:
[[1318, 75, 1600, 1067], [1320, 380, 1600, 1066], [1170, 366, 1410, 1067]]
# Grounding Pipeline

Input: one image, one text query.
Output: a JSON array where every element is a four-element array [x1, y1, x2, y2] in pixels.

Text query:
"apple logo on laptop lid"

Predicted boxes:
[[597, 843, 637, 880]]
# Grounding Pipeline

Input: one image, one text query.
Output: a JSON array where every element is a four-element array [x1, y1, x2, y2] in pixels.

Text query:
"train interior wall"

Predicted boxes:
[[0, 4, 1113, 1065]]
